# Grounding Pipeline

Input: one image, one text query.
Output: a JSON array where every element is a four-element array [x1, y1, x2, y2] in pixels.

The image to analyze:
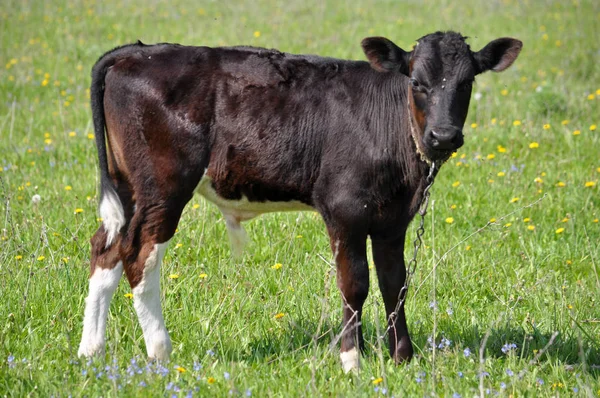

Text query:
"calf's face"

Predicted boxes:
[[362, 31, 522, 162]]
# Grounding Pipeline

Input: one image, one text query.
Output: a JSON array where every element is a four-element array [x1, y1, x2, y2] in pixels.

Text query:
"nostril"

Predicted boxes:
[[431, 138, 439, 147]]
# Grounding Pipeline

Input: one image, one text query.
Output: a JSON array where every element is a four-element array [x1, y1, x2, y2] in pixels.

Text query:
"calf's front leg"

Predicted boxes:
[[372, 235, 414, 363], [327, 227, 369, 373]]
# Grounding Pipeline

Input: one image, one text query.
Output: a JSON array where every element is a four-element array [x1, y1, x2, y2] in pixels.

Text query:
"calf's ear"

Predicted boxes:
[[474, 38, 523, 74], [361, 37, 411, 75]]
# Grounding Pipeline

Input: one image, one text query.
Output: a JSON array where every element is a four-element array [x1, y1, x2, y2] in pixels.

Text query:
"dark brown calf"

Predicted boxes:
[[78, 32, 521, 372]]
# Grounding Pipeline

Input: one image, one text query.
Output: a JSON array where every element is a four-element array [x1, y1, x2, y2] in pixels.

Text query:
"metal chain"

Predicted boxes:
[[387, 161, 437, 329]]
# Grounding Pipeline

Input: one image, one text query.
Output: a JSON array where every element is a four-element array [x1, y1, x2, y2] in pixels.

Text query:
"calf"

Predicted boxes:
[[78, 31, 521, 372]]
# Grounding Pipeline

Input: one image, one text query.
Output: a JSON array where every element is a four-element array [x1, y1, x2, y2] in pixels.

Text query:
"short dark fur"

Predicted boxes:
[[87, 31, 522, 365]]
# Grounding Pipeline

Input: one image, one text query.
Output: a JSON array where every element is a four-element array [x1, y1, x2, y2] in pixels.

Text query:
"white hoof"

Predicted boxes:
[[147, 333, 172, 361], [340, 347, 359, 373]]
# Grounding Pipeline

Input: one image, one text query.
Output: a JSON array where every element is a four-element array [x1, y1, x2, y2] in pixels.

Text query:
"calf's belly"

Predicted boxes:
[[195, 175, 315, 221]]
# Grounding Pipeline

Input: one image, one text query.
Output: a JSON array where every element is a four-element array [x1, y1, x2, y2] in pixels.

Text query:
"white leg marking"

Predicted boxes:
[[224, 215, 249, 258], [78, 262, 123, 357], [340, 347, 359, 373], [99, 188, 125, 248], [132, 241, 172, 361]]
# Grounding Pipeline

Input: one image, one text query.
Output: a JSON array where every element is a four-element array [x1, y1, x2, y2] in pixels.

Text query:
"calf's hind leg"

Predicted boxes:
[[120, 201, 188, 361], [78, 227, 123, 357]]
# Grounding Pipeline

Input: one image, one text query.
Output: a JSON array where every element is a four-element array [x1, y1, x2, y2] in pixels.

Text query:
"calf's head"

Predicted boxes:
[[362, 31, 522, 163]]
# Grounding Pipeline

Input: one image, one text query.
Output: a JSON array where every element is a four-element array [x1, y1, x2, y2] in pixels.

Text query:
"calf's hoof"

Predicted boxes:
[[340, 347, 359, 373]]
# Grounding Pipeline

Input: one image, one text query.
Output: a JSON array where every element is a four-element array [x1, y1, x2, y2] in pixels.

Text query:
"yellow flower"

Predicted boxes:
[[465, 245, 472, 251], [491, 118, 497, 124], [124, 293, 133, 299], [513, 120, 522, 126], [253, 31, 261, 38], [169, 274, 179, 279], [87, 133, 94, 139], [556, 181, 566, 187], [271, 263, 282, 270], [543, 123, 550, 130], [587, 94, 595, 100], [450, 204, 457, 210], [597, 89, 600, 96], [15, 255, 23, 260], [501, 89, 508, 96], [175, 243, 183, 248], [68, 131, 76, 137], [207, 377, 216, 384], [74, 208, 83, 214], [471, 123, 477, 129], [527, 225, 535, 231], [175, 366, 186, 373], [199, 273, 208, 279], [192, 203, 200, 209], [510, 197, 519, 203], [504, 223, 512, 227], [562, 217, 569, 222], [561, 120, 569, 125], [37, 255, 45, 261], [534, 177, 543, 183], [452, 181, 460, 187], [65, 185, 72, 191], [488, 179, 494, 183], [573, 130, 581, 136], [497, 171, 506, 177], [523, 217, 531, 223], [497, 145, 506, 153], [489, 218, 497, 223], [590, 124, 597, 131], [44, 138, 52, 145], [296, 234, 303, 238], [372, 377, 383, 385], [594, 219, 599, 223], [274, 312, 285, 319], [585, 181, 596, 188], [445, 217, 454, 224], [486, 153, 495, 160], [451, 152, 458, 158], [529, 142, 539, 149], [555, 228, 565, 234]]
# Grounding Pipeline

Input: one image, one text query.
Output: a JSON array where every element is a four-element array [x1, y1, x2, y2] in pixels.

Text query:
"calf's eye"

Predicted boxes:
[[410, 78, 420, 88]]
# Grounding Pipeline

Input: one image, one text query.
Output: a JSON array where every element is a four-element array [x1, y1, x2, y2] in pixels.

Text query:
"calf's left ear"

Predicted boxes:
[[474, 38, 523, 74], [361, 37, 411, 75]]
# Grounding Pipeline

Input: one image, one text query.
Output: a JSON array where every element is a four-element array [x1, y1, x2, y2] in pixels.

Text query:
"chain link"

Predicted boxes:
[[387, 161, 437, 329]]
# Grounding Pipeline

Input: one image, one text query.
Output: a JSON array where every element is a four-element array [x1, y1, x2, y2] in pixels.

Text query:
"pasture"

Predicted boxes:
[[1, 0, 599, 396]]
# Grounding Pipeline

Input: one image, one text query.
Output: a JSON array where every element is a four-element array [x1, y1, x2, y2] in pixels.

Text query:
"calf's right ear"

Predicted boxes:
[[361, 37, 411, 75]]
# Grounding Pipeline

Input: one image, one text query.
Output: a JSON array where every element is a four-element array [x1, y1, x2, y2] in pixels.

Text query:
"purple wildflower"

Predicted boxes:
[[463, 347, 471, 357]]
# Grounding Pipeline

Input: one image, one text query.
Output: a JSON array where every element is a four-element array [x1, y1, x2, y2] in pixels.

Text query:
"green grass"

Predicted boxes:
[[1, 0, 599, 396]]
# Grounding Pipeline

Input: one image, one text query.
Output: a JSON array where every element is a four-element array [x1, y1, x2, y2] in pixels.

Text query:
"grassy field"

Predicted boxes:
[[1, 0, 599, 396]]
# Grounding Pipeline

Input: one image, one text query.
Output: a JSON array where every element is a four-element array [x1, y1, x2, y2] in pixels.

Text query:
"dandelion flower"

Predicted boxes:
[[87, 133, 94, 140], [510, 197, 519, 203], [207, 377, 215, 384], [465, 245, 471, 251], [534, 177, 543, 183], [584, 181, 596, 188], [471, 123, 478, 129], [452, 181, 460, 187], [253, 31, 261, 38], [169, 274, 179, 279], [497, 145, 506, 153], [591, 124, 597, 131], [31, 194, 41, 204], [274, 312, 285, 319], [37, 255, 45, 261], [450, 204, 457, 210], [445, 217, 454, 224], [175, 366, 186, 373], [573, 130, 581, 135], [74, 208, 83, 214], [175, 243, 183, 248], [15, 255, 23, 260], [523, 217, 531, 223], [561, 217, 569, 222], [513, 120, 522, 126], [486, 153, 495, 160], [192, 203, 200, 209], [65, 185, 72, 191], [124, 293, 133, 299], [497, 171, 506, 177], [271, 263, 282, 270], [587, 94, 595, 100], [501, 89, 508, 96], [68, 131, 76, 137], [561, 120, 569, 125], [529, 142, 539, 149], [555, 228, 565, 234], [504, 223, 512, 227], [372, 377, 383, 385], [556, 181, 566, 187], [199, 273, 208, 279], [489, 217, 497, 223], [527, 225, 535, 231], [543, 123, 551, 130]]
